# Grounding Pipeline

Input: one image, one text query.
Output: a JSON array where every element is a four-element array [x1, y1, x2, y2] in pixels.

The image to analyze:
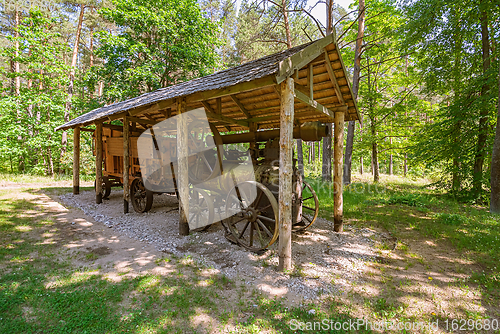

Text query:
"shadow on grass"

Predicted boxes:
[[0, 188, 371, 333]]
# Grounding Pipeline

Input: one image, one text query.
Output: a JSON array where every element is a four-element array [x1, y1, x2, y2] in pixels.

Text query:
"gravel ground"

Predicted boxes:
[[60, 189, 381, 303]]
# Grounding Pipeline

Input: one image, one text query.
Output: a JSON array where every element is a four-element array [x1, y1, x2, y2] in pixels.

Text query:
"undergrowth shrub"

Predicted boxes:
[[434, 213, 468, 226]]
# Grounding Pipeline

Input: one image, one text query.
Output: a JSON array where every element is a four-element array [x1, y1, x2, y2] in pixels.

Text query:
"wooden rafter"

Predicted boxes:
[[127, 116, 157, 126], [308, 63, 314, 98], [230, 95, 251, 118], [324, 49, 345, 105], [294, 89, 347, 121], [205, 111, 249, 128]]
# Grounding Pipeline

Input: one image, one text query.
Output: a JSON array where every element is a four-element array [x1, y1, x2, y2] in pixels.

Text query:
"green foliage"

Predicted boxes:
[[400, 0, 500, 196], [386, 194, 427, 207], [0, 10, 70, 175], [93, 0, 220, 103], [434, 213, 468, 226]]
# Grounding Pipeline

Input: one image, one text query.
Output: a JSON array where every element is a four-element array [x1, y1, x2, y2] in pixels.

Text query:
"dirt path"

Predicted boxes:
[[58, 189, 382, 306]]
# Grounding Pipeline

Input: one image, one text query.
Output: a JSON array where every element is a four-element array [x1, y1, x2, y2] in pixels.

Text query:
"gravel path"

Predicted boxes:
[[60, 190, 380, 303]]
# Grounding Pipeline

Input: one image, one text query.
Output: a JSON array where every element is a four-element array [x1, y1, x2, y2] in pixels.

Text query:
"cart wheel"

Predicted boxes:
[[188, 188, 214, 231], [293, 181, 319, 232], [130, 178, 153, 213], [223, 181, 279, 252], [94, 176, 111, 199]]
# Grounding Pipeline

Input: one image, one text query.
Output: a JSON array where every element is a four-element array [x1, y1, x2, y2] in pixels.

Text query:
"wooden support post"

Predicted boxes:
[[278, 77, 294, 272], [123, 116, 130, 213], [95, 122, 103, 204], [73, 127, 80, 194], [333, 111, 345, 232], [177, 97, 190, 236]]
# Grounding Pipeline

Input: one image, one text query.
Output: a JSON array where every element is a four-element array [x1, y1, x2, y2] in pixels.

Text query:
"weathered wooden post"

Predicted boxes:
[[95, 122, 103, 204], [333, 111, 345, 232], [73, 126, 80, 195], [177, 97, 190, 236], [278, 77, 294, 271], [123, 116, 130, 213]]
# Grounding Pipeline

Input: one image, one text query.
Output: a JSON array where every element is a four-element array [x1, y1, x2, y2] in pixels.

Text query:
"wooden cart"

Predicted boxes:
[[94, 127, 178, 213]]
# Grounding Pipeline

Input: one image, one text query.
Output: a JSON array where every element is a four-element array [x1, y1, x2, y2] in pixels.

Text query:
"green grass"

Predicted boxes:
[[309, 174, 500, 295], [0, 173, 94, 184], [0, 188, 369, 333]]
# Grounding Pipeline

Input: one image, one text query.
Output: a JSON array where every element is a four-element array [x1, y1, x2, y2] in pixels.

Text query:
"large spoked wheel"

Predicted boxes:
[[130, 178, 153, 213], [94, 176, 111, 199], [188, 123, 224, 184], [293, 181, 319, 232], [188, 187, 214, 230], [224, 181, 279, 252]]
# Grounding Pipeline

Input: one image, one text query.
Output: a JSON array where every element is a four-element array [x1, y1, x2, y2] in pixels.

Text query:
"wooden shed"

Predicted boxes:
[[56, 34, 360, 271]]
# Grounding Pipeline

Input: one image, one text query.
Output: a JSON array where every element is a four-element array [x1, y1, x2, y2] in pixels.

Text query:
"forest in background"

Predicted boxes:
[[0, 0, 499, 210]]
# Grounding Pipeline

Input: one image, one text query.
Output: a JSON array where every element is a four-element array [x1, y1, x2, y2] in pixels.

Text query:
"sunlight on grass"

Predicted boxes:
[[311, 173, 500, 294]]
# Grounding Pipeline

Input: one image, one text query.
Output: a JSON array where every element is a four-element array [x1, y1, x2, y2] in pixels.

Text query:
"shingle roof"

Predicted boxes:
[[56, 41, 316, 131]]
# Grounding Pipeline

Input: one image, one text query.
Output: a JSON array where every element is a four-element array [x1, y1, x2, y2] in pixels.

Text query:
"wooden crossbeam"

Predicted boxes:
[[230, 95, 251, 118], [144, 114, 159, 123], [127, 116, 157, 126], [294, 89, 347, 120], [204, 111, 249, 128], [202, 100, 230, 131], [201, 101, 215, 113], [273, 85, 281, 98], [324, 49, 345, 105]]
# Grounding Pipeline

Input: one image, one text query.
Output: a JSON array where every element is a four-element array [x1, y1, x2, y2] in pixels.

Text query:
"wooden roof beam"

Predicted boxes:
[[277, 34, 336, 83], [127, 116, 157, 126], [204, 111, 249, 128], [230, 95, 251, 118], [324, 49, 346, 106], [294, 89, 347, 121], [202, 100, 230, 131]]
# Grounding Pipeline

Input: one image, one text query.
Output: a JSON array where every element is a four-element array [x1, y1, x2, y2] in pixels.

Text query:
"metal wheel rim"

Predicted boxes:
[[131, 179, 147, 212], [293, 181, 319, 232], [224, 181, 279, 252]]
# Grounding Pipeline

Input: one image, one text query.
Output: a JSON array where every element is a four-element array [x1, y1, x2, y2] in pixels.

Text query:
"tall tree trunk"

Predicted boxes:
[[404, 153, 408, 176], [89, 14, 94, 99], [490, 65, 500, 213], [360, 156, 363, 174], [14, 10, 20, 98], [388, 137, 393, 175], [297, 139, 304, 176], [343, 0, 365, 185], [452, 123, 462, 192], [472, 3, 490, 197], [322, 0, 334, 182], [371, 120, 379, 182], [281, 0, 291, 49], [62, 4, 85, 157]]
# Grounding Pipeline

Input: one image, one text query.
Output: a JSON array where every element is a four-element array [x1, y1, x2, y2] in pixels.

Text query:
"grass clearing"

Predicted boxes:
[[311, 174, 500, 290], [1, 174, 500, 332], [0, 188, 369, 333]]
